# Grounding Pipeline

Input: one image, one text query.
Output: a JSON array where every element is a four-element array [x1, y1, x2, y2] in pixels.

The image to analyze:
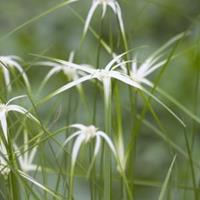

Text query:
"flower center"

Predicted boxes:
[[130, 72, 141, 83], [0, 104, 6, 112], [84, 125, 97, 142], [99, 0, 113, 3], [93, 69, 110, 81], [62, 67, 77, 80]]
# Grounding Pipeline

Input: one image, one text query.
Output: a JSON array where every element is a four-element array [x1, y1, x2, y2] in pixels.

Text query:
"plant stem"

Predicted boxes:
[[183, 128, 198, 200], [7, 139, 19, 200]]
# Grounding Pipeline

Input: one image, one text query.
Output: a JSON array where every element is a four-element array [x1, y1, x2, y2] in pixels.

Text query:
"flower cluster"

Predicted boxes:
[[0, 33, 185, 196]]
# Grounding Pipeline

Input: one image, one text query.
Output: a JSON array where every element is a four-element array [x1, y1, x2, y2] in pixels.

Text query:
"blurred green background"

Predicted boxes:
[[1, 0, 200, 199]]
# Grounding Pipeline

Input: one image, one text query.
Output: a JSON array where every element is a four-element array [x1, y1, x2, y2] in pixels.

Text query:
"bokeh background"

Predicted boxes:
[[1, 0, 200, 199]]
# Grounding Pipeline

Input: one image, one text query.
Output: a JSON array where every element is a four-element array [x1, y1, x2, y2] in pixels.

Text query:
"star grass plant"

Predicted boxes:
[[0, 56, 30, 92], [83, 0, 125, 39], [0, 0, 198, 200], [129, 32, 189, 88], [62, 124, 116, 169], [0, 95, 39, 142], [34, 51, 86, 92], [62, 124, 117, 200], [61, 123, 133, 200], [14, 131, 41, 173]]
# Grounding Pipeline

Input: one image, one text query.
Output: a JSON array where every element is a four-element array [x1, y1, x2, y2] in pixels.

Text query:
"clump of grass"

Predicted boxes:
[[0, 0, 199, 200]]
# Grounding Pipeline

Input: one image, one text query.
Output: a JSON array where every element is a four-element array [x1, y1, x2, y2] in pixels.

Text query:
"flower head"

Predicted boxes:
[[130, 54, 167, 87], [83, 0, 124, 37], [35, 52, 88, 92], [129, 32, 189, 88], [14, 131, 40, 173], [63, 124, 116, 170], [0, 95, 39, 142], [0, 56, 30, 91]]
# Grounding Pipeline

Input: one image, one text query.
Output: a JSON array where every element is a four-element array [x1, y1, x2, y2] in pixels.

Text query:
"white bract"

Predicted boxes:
[[130, 54, 167, 87], [0, 95, 39, 142], [0, 142, 10, 175], [63, 124, 117, 169], [116, 137, 127, 173], [129, 32, 189, 87], [83, 0, 124, 37], [14, 131, 40, 173], [0, 56, 30, 91]]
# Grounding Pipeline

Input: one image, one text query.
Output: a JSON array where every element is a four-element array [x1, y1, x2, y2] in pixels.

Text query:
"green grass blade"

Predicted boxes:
[[19, 170, 64, 200], [0, 0, 78, 42], [158, 155, 176, 200], [157, 87, 200, 124]]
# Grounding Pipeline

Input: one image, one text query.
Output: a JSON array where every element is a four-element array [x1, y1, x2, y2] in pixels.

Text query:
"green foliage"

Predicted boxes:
[[0, 0, 200, 200]]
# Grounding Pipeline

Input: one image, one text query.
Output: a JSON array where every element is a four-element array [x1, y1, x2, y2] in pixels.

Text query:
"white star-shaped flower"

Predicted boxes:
[[36, 52, 77, 83], [129, 32, 189, 88], [130, 54, 167, 87], [62, 124, 116, 170], [0, 56, 30, 91], [83, 0, 124, 37], [14, 131, 40, 173], [35, 52, 89, 93], [0, 95, 39, 142]]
